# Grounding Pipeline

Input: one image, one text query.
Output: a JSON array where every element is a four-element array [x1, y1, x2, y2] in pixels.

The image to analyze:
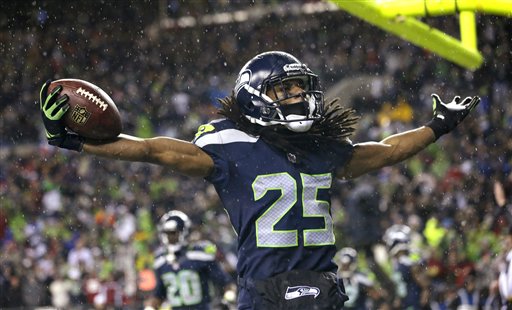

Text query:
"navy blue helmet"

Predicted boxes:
[[336, 247, 358, 277], [234, 51, 324, 132], [383, 224, 411, 256], [158, 210, 191, 252]]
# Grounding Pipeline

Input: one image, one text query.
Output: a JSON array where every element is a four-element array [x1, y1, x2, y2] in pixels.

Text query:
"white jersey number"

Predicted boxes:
[[162, 270, 203, 307]]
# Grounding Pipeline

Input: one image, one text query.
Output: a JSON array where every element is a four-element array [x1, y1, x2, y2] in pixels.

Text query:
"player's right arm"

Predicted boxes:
[[39, 80, 214, 178], [83, 135, 214, 177]]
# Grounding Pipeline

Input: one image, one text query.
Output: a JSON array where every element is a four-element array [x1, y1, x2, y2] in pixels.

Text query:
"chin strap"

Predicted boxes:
[[283, 115, 314, 132], [279, 95, 318, 132]]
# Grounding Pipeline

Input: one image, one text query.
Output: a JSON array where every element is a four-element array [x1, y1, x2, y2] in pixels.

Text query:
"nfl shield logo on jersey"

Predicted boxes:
[[284, 286, 320, 300]]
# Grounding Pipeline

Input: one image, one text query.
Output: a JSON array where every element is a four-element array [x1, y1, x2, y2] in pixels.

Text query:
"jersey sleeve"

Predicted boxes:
[[331, 139, 355, 168], [192, 120, 231, 185]]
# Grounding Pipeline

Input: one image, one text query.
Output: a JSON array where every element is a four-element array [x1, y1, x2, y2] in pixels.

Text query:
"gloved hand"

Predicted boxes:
[[221, 288, 237, 310], [40, 80, 84, 151], [426, 93, 480, 140]]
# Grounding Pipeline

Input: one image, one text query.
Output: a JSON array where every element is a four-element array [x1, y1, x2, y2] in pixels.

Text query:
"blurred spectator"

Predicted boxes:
[[0, 262, 23, 308], [49, 270, 73, 309], [499, 227, 512, 307], [447, 270, 482, 309], [67, 237, 95, 280]]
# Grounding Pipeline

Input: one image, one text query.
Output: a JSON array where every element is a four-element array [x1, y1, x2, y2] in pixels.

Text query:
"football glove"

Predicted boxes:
[[426, 93, 480, 140], [40, 80, 83, 151], [221, 287, 237, 309]]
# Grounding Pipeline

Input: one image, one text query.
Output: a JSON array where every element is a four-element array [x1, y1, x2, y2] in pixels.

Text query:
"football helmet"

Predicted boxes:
[[234, 51, 324, 132], [383, 224, 411, 256], [337, 247, 358, 278], [158, 210, 191, 253]]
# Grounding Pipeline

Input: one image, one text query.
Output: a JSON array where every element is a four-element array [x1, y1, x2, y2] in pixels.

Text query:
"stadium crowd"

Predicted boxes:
[[1, 1, 512, 309]]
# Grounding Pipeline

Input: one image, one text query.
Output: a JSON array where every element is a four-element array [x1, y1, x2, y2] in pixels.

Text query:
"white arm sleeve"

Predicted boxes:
[[499, 251, 512, 300]]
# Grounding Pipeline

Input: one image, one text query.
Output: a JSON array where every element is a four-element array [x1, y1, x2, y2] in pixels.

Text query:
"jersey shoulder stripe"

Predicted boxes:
[[194, 119, 259, 148], [153, 255, 167, 269], [186, 250, 216, 262]]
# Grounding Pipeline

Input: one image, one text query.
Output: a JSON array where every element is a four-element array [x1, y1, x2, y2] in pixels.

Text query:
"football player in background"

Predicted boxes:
[[40, 51, 480, 309], [383, 224, 431, 309], [335, 247, 382, 309], [144, 210, 235, 310]]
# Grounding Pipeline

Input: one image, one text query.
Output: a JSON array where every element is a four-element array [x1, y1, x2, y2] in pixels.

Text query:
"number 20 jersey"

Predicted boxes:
[[193, 119, 354, 280], [153, 242, 233, 310]]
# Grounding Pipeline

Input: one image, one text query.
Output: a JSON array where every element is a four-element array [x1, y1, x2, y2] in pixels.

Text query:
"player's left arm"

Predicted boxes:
[[198, 242, 237, 301], [190, 241, 237, 304], [206, 258, 235, 288], [210, 262, 237, 305], [337, 127, 434, 179], [337, 94, 480, 179]]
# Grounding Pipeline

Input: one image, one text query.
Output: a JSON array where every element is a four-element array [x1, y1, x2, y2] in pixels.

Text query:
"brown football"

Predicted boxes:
[[48, 79, 122, 139]]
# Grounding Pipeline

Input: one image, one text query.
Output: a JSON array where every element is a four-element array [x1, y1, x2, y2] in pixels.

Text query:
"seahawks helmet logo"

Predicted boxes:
[[234, 70, 251, 95], [70, 105, 91, 125]]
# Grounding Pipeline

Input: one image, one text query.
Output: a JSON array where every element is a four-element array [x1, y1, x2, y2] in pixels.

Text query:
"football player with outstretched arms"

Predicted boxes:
[[40, 51, 480, 309], [144, 210, 235, 310]]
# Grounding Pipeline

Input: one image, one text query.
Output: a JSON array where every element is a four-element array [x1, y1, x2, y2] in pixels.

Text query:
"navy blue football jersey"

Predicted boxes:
[[153, 242, 233, 310], [193, 118, 354, 280]]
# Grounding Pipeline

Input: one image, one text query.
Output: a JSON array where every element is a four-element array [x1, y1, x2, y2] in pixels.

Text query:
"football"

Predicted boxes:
[[48, 79, 122, 139]]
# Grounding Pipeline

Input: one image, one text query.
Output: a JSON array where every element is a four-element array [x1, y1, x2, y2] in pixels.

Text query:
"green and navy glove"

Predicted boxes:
[[40, 80, 84, 151], [426, 93, 480, 140]]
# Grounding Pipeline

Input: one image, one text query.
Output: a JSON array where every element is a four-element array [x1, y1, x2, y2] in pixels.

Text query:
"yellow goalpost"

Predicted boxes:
[[331, 0, 512, 70]]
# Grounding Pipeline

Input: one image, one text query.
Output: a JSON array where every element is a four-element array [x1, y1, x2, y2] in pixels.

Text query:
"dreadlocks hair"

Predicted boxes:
[[217, 93, 359, 156]]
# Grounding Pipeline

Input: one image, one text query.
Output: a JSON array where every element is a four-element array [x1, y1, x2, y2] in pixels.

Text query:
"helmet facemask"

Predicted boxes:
[[158, 211, 190, 255], [383, 224, 411, 257], [235, 52, 325, 133], [259, 75, 323, 132], [160, 227, 186, 253]]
